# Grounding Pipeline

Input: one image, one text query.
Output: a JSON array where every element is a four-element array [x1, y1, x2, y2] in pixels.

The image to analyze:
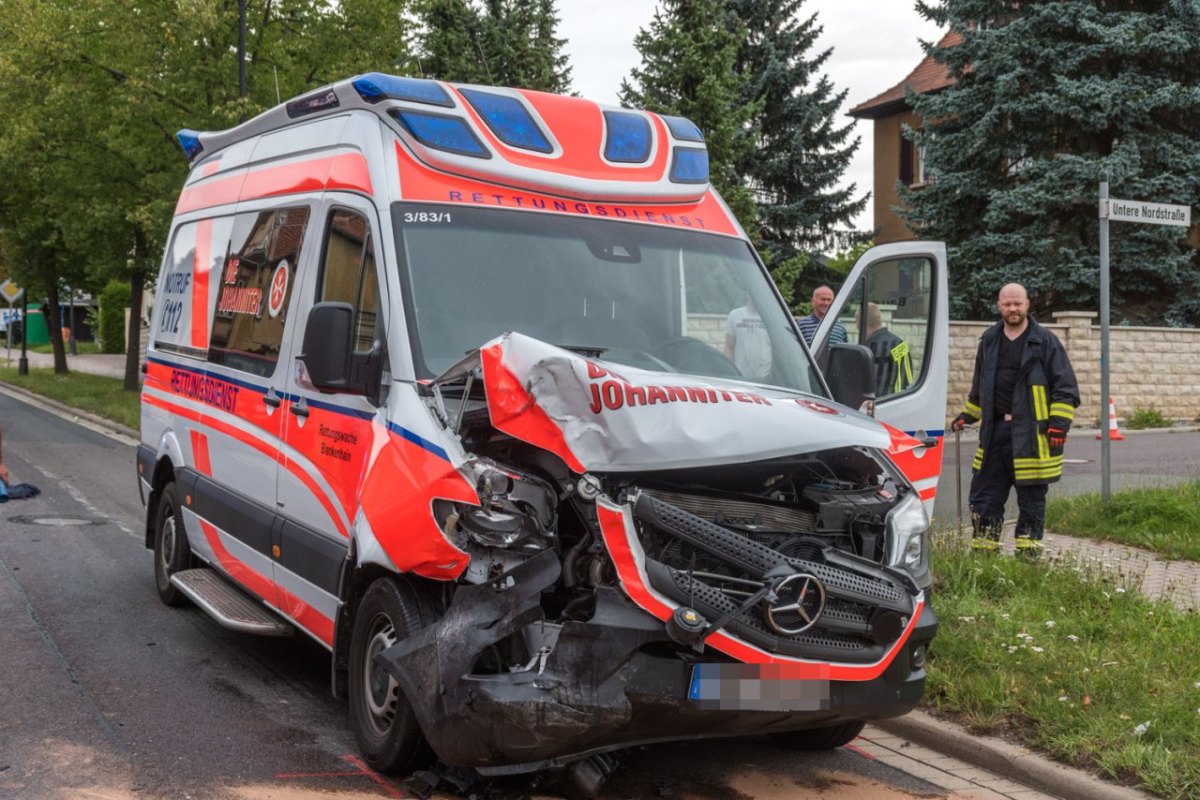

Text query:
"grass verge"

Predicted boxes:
[[0, 366, 138, 430], [928, 538, 1200, 799], [1045, 482, 1200, 561]]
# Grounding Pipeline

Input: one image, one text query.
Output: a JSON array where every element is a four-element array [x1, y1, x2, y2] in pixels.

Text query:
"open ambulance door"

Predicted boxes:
[[812, 241, 949, 513]]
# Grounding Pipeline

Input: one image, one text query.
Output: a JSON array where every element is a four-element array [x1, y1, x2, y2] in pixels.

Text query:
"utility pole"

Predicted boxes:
[[67, 286, 76, 355], [17, 294, 27, 376], [238, 0, 248, 122]]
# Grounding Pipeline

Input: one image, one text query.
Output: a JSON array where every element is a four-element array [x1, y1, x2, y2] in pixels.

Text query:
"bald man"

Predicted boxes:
[[950, 283, 1079, 558], [796, 285, 847, 346]]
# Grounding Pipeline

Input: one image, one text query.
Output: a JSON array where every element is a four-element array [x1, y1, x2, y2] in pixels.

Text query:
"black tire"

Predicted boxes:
[[348, 578, 430, 774], [153, 483, 192, 607], [769, 719, 866, 751]]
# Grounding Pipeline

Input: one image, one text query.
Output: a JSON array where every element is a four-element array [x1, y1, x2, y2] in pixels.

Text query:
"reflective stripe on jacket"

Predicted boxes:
[[957, 318, 1080, 485]]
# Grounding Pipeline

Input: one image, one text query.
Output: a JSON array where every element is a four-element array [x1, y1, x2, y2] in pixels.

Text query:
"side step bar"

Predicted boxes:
[[171, 568, 293, 636]]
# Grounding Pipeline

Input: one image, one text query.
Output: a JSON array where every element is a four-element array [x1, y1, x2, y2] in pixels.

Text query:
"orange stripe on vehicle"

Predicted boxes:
[[191, 218, 213, 348], [919, 486, 937, 501], [175, 153, 372, 215], [199, 519, 333, 646], [597, 501, 923, 682], [199, 518, 276, 607], [394, 142, 739, 236], [480, 342, 586, 474], [451, 87, 672, 181], [358, 432, 476, 581], [144, 391, 349, 539], [191, 429, 212, 477]]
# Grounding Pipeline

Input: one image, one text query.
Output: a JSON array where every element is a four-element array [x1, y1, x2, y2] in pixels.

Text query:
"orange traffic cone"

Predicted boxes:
[[1096, 396, 1125, 441]]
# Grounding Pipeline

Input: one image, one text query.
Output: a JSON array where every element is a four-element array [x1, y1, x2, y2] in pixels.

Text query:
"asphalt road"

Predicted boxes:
[[933, 425, 1200, 527], [0, 387, 1138, 800]]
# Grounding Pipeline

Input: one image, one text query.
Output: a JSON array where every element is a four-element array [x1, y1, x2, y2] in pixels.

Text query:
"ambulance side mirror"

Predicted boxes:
[[825, 342, 877, 413], [300, 302, 354, 391]]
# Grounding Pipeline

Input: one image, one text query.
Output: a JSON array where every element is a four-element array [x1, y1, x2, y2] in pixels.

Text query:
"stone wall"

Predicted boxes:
[[696, 311, 1200, 427], [948, 312, 1200, 428]]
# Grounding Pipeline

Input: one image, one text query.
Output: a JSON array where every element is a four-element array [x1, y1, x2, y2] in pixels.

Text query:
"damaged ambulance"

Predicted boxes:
[[137, 72, 949, 795]]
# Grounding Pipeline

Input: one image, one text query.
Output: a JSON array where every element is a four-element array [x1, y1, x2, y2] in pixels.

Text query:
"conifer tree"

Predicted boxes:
[[729, 0, 867, 270], [620, 0, 759, 230], [416, 0, 572, 92], [905, 1, 1200, 324]]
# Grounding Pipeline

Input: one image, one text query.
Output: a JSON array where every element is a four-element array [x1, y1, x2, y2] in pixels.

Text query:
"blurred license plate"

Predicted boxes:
[[688, 663, 830, 711]]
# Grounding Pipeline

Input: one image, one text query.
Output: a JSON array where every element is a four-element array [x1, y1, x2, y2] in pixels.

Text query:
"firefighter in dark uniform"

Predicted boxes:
[[950, 283, 1079, 558]]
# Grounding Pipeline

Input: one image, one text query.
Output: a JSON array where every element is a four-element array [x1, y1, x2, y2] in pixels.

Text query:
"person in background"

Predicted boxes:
[[860, 302, 914, 397], [950, 283, 1079, 559], [724, 297, 772, 380], [796, 285, 847, 346]]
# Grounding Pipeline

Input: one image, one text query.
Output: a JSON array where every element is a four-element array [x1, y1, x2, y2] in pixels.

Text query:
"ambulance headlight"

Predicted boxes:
[[433, 458, 557, 551], [886, 491, 931, 590]]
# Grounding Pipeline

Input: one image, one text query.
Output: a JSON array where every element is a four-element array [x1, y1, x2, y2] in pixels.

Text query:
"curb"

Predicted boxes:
[[0, 381, 138, 442], [947, 423, 1200, 444], [875, 710, 1153, 800]]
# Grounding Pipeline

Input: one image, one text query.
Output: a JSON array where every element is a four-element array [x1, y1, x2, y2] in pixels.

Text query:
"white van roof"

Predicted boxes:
[[177, 73, 711, 204]]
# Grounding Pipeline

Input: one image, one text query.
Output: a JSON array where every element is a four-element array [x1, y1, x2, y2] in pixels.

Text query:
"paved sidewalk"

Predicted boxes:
[[948, 525, 1200, 612], [0, 350, 133, 380]]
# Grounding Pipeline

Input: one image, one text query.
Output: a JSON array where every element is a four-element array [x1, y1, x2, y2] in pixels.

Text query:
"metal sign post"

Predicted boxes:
[[0, 279, 24, 370], [1099, 181, 1110, 503], [1098, 186, 1192, 504]]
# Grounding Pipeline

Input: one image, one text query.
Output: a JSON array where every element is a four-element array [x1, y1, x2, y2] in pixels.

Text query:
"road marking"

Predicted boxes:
[[276, 754, 404, 798], [29, 465, 137, 538]]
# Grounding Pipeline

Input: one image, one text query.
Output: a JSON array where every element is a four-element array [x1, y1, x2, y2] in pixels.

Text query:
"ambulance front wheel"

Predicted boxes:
[[348, 577, 430, 774], [153, 482, 192, 607]]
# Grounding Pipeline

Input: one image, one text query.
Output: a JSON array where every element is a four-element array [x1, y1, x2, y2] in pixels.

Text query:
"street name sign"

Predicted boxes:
[[1102, 198, 1192, 227]]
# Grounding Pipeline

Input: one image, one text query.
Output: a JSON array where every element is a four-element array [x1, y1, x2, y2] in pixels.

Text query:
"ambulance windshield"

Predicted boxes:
[[394, 203, 822, 395]]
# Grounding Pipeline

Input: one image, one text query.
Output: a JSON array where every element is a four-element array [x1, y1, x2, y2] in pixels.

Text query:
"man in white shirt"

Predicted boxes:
[[724, 299, 772, 379]]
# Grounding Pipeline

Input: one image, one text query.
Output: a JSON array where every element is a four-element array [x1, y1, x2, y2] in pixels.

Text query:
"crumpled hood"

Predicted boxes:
[[457, 332, 890, 473]]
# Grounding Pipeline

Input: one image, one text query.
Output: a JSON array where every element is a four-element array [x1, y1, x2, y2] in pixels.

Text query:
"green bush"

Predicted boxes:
[[1124, 405, 1171, 430], [98, 280, 130, 354]]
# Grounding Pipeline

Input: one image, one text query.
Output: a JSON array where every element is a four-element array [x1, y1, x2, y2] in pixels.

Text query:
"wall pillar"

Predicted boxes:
[[1051, 311, 1099, 425]]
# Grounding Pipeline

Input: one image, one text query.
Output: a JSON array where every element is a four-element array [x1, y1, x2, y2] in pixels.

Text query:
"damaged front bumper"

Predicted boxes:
[[377, 545, 936, 774]]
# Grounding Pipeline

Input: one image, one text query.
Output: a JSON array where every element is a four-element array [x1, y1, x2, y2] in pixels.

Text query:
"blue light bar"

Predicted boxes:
[[176, 129, 203, 161], [459, 89, 552, 153], [286, 88, 340, 118], [663, 115, 704, 142], [391, 110, 490, 159], [670, 147, 709, 184], [353, 72, 453, 107], [603, 111, 652, 163]]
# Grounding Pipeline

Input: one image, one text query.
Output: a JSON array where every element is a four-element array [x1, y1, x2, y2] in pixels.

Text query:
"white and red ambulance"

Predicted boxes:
[[137, 72, 948, 793]]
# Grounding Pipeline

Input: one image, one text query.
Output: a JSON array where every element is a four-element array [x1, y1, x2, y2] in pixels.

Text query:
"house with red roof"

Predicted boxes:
[[849, 31, 961, 243]]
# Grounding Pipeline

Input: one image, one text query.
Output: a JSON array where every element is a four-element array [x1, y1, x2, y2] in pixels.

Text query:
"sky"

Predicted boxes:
[[557, 1, 945, 239]]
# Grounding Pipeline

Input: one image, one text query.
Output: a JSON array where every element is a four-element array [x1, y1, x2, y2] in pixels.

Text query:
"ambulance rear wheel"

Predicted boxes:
[[153, 482, 192, 607], [769, 719, 866, 750], [348, 578, 429, 774]]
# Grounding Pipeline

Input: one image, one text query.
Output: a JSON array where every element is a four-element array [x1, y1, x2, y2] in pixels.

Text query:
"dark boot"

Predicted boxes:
[[971, 514, 1003, 553], [1014, 531, 1044, 561]]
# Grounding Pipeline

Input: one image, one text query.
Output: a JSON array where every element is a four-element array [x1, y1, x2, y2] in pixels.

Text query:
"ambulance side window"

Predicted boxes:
[[154, 217, 233, 358], [208, 206, 310, 378], [318, 209, 379, 354]]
